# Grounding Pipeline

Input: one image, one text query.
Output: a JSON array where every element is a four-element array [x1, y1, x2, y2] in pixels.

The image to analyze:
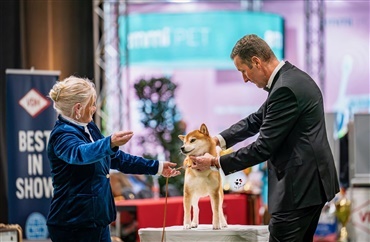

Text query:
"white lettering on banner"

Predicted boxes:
[[19, 130, 51, 152], [15, 177, 53, 199], [16, 130, 53, 200], [173, 27, 210, 47], [28, 154, 43, 175], [127, 27, 210, 49], [128, 27, 170, 49]]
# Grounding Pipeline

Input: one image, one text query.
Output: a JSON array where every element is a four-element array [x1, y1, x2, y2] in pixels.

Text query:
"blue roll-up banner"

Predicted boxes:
[[6, 69, 60, 239]]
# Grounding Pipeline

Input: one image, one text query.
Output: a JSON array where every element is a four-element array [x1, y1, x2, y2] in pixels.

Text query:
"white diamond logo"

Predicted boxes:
[[18, 88, 51, 118]]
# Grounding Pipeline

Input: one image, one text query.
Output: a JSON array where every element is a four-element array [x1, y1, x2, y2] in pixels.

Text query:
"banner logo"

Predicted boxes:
[[234, 178, 244, 190], [18, 88, 51, 118]]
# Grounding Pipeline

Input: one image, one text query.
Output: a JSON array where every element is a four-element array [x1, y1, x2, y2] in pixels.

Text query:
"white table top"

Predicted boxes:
[[139, 224, 269, 242]]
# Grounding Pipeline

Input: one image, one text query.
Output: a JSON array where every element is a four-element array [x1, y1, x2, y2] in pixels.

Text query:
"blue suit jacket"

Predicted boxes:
[[219, 62, 339, 213], [47, 115, 159, 228]]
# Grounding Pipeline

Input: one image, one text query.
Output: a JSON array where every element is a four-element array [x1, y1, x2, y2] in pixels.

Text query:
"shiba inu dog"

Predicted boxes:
[[179, 123, 228, 230]]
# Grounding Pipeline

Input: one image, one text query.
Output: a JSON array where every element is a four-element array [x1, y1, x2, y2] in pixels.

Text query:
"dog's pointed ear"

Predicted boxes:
[[178, 135, 185, 141], [199, 123, 209, 136]]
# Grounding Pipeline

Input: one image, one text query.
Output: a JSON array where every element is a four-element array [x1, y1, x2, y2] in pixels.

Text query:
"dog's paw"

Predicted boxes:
[[212, 225, 221, 230], [191, 222, 198, 228], [221, 220, 228, 228], [183, 224, 192, 230]]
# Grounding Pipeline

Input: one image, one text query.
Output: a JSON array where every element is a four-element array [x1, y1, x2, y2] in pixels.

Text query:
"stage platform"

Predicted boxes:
[[139, 224, 269, 242]]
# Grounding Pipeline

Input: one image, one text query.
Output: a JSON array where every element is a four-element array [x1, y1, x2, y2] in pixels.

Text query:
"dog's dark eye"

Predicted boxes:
[[190, 138, 196, 143]]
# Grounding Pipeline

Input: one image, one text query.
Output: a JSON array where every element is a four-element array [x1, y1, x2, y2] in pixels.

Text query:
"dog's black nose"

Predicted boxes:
[[181, 146, 185, 152]]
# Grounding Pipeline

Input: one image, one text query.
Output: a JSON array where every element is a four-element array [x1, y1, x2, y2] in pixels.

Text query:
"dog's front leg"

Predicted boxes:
[[183, 193, 192, 229], [219, 189, 228, 228], [191, 198, 199, 228], [210, 192, 221, 230], [219, 201, 228, 228]]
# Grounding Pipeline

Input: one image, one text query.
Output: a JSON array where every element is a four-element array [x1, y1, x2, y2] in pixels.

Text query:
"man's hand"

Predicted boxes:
[[110, 131, 134, 148], [190, 153, 218, 172], [161, 162, 181, 177]]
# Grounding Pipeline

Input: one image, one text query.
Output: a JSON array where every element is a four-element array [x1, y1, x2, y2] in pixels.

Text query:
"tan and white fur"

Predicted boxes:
[[179, 123, 227, 230]]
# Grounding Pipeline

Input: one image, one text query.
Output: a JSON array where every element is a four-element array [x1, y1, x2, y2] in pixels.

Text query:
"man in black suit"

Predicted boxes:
[[192, 34, 340, 241]]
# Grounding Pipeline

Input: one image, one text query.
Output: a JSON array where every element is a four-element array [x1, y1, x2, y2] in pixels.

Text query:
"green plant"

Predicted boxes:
[[133, 76, 185, 195]]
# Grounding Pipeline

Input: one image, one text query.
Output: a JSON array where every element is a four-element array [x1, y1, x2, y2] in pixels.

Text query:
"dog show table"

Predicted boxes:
[[114, 193, 260, 238], [139, 224, 269, 242]]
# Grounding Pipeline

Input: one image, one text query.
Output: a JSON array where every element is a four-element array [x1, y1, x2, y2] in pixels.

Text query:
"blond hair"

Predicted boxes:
[[49, 76, 96, 117]]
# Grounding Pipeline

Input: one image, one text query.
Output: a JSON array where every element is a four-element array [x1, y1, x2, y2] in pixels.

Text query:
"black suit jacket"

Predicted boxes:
[[219, 62, 339, 213]]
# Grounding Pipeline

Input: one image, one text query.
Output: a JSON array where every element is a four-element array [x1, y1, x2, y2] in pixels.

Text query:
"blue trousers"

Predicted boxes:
[[48, 225, 111, 242]]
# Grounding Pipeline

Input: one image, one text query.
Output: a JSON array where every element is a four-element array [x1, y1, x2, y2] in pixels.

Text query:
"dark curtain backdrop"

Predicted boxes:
[[0, 0, 94, 223]]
